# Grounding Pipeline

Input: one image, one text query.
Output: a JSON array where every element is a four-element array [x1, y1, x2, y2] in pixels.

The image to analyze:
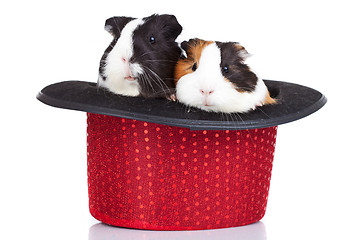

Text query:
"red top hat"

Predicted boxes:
[[37, 80, 326, 230]]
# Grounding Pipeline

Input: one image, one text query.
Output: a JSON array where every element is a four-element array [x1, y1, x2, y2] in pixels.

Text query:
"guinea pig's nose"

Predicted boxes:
[[200, 89, 214, 95]]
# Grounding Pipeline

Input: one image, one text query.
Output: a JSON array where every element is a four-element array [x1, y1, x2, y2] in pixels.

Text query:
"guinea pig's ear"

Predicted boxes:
[[180, 41, 190, 54], [104, 16, 135, 37], [157, 14, 183, 40], [180, 38, 199, 55], [234, 43, 250, 62]]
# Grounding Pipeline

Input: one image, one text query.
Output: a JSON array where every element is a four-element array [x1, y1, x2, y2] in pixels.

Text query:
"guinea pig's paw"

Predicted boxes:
[[250, 103, 261, 111], [167, 93, 177, 102], [252, 102, 264, 111]]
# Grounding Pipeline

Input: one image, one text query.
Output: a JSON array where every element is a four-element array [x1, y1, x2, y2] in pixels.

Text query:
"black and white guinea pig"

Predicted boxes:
[[174, 38, 276, 113], [98, 14, 182, 98]]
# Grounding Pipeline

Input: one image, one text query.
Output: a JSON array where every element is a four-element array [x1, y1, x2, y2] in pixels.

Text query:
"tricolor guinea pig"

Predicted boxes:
[[98, 14, 182, 98], [174, 38, 276, 113]]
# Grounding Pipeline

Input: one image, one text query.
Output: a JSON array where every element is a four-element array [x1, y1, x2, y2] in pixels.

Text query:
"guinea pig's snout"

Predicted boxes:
[[121, 57, 136, 81], [121, 56, 135, 64], [200, 89, 215, 107], [200, 89, 214, 96]]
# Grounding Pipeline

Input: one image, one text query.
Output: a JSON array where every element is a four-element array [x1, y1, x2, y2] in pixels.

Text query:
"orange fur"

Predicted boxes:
[[264, 91, 277, 105], [175, 39, 276, 108], [229, 77, 276, 105], [174, 39, 213, 85]]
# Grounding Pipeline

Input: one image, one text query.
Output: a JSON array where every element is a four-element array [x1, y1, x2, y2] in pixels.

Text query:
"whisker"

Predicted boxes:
[[145, 59, 178, 63], [228, 112, 237, 129], [139, 73, 155, 93], [138, 50, 180, 59], [146, 67, 168, 87], [142, 66, 170, 94], [233, 112, 256, 146], [229, 113, 242, 141], [143, 88, 176, 96], [143, 72, 166, 93], [256, 107, 271, 118], [223, 112, 230, 132]]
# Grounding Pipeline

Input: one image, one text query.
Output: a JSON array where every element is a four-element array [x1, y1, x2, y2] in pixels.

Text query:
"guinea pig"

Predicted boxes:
[[98, 14, 182, 98], [174, 38, 276, 113]]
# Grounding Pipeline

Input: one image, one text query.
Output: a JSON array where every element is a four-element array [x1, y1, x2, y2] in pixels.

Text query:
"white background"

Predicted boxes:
[[1, 0, 359, 239]]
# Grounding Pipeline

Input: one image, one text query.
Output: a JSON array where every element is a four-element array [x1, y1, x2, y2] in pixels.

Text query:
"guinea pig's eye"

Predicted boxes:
[[149, 35, 156, 44], [223, 65, 230, 74], [192, 62, 198, 71]]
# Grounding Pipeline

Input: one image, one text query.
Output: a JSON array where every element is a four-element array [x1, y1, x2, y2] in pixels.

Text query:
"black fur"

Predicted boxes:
[[132, 14, 182, 98], [215, 42, 258, 92], [105, 16, 136, 37], [99, 17, 135, 80], [99, 14, 182, 99]]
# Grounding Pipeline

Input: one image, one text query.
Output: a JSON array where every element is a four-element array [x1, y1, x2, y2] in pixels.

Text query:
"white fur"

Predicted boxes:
[[98, 18, 144, 96], [176, 43, 268, 113]]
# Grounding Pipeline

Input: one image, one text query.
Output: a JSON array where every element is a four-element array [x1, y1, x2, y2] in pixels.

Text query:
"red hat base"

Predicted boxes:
[[87, 113, 277, 230]]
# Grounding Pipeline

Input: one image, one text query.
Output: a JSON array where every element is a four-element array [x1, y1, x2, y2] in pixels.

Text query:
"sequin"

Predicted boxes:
[[87, 113, 277, 230]]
